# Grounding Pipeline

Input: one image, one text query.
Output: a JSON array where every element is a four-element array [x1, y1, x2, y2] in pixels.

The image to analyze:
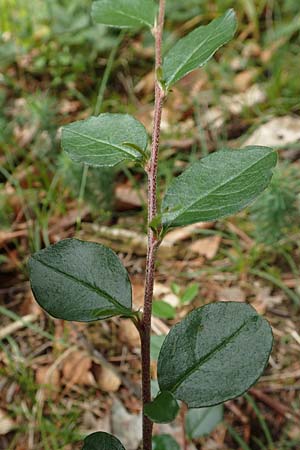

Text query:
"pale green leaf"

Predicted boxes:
[[91, 0, 157, 29], [157, 302, 273, 407], [162, 146, 277, 232], [150, 335, 166, 361], [28, 239, 132, 322], [163, 9, 237, 89], [62, 113, 148, 168], [186, 405, 224, 439], [181, 283, 199, 304], [152, 301, 176, 319]]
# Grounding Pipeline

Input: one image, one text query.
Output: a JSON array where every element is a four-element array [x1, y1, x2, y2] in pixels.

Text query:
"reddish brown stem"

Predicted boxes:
[[140, 1, 166, 449]]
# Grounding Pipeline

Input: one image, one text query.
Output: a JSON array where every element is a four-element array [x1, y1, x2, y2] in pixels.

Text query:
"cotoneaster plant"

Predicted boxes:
[[28, 1, 277, 449]]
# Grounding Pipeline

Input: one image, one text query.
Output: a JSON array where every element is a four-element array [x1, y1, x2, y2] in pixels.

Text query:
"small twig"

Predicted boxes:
[[249, 388, 297, 419], [0, 313, 39, 340]]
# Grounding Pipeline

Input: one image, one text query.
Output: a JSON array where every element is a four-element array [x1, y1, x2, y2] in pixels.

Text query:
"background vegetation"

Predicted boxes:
[[0, 0, 300, 449]]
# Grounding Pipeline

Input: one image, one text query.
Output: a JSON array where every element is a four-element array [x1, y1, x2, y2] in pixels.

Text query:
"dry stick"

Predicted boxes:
[[140, 1, 166, 449]]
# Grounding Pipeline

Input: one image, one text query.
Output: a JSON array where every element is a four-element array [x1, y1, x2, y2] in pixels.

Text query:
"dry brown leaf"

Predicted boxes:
[[36, 365, 60, 398], [153, 283, 170, 297], [189, 235, 221, 259], [132, 281, 144, 309], [134, 71, 155, 95], [94, 365, 121, 393], [252, 286, 284, 314], [234, 68, 258, 92], [244, 116, 300, 147], [14, 123, 38, 146], [62, 351, 95, 387], [115, 184, 145, 210], [19, 290, 41, 316], [164, 222, 214, 245], [119, 320, 141, 348], [59, 99, 81, 114], [0, 230, 28, 247], [217, 287, 246, 303], [0, 409, 15, 435], [112, 399, 142, 450], [163, 293, 180, 307], [81, 410, 111, 435], [203, 84, 266, 130]]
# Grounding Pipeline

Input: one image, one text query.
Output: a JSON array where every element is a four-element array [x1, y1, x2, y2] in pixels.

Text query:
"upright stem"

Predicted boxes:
[[140, 1, 166, 449]]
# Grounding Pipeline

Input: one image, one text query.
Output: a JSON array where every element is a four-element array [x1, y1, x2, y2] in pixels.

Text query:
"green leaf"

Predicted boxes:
[[82, 432, 125, 449], [150, 335, 166, 360], [163, 9, 237, 89], [62, 114, 148, 168], [28, 239, 132, 322], [145, 391, 180, 423], [181, 283, 199, 304], [170, 282, 180, 296], [186, 405, 224, 439], [152, 434, 180, 450], [162, 147, 277, 232], [91, 0, 157, 29], [152, 301, 176, 319], [157, 302, 273, 408]]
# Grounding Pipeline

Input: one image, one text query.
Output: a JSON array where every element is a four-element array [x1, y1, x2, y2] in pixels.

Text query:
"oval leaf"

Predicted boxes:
[[163, 9, 237, 89], [152, 434, 180, 450], [186, 405, 224, 439], [162, 146, 277, 232], [62, 114, 148, 168], [144, 391, 179, 423], [82, 432, 125, 450], [91, 0, 157, 29], [157, 302, 273, 408], [28, 239, 132, 322]]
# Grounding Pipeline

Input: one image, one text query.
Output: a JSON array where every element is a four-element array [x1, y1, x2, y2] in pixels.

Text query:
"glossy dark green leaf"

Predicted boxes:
[[163, 9, 237, 89], [186, 405, 224, 439], [82, 432, 125, 450], [152, 434, 180, 450], [157, 302, 273, 408], [91, 0, 157, 29], [145, 391, 179, 423], [152, 301, 176, 319], [62, 114, 148, 168], [28, 239, 132, 322], [162, 147, 277, 232]]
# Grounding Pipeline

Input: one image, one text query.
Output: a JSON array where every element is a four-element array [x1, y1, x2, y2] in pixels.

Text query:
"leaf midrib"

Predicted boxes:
[[32, 256, 131, 315], [169, 317, 255, 394], [165, 13, 231, 87], [64, 128, 141, 160], [163, 151, 273, 227], [113, 7, 152, 27]]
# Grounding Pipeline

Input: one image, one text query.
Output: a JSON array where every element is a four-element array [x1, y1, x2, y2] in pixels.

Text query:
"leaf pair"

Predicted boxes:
[[145, 302, 273, 423], [91, 2, 237, 90], [28, 145, 277, 323], [63, 110, 277, 228]]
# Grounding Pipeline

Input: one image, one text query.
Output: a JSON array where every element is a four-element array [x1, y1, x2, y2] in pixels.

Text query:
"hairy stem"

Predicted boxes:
[[140, 1, 166, 449]]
